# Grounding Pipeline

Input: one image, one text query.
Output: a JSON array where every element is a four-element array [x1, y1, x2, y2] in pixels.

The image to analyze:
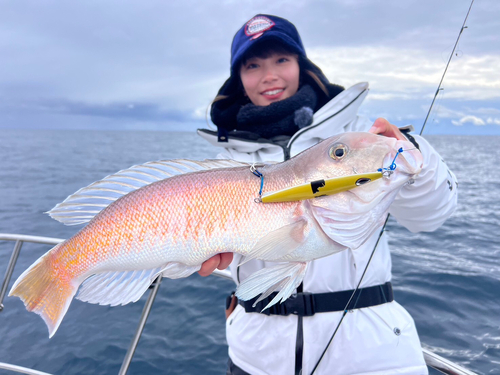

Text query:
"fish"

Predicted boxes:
[[9, 132, 423, 337]]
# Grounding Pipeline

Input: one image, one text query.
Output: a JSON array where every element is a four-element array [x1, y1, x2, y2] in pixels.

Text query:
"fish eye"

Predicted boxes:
[[329, 144, 347, 160]]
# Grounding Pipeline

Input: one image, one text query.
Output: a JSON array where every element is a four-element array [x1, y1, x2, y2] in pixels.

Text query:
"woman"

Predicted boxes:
[[197, 14, 458, 375]]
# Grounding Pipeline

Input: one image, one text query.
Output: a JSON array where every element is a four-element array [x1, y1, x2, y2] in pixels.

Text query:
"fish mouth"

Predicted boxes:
[[382, 139, 423, 176]]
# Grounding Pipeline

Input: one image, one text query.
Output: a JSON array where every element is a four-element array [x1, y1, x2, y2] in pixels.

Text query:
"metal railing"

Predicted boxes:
[[0, 233, 477, 375]]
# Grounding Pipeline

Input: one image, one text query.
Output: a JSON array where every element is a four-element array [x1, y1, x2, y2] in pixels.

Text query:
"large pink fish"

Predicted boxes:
[[10, 132, 422, 337]]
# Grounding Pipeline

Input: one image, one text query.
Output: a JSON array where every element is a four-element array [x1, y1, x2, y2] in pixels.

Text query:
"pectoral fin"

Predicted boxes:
[[239, 220, 307, 266], [236, 262, 308, 311], [310, 192, 394, 250]]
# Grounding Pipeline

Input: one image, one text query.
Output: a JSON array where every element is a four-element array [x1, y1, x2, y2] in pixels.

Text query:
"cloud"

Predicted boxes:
[[308, 46, 500, 102], [0, 97, 202, 124], [486, 117, 500, 125], [424, 104, 463, 119], [1, 1, 499, 133], [413, 104, 500, 130], [307, 44, 500, 130], [451, 115, 486, 126], [476, 107, 500, 115]]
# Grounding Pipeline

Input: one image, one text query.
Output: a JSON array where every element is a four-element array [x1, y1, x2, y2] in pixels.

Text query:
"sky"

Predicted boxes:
[[0, 0, 498, 135]]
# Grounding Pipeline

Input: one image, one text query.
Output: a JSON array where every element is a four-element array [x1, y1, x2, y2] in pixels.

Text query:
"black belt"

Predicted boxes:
[[238, 281, 393, 317]]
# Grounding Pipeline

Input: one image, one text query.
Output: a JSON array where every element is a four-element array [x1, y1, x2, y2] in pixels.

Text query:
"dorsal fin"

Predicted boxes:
[[47, 159, 250, 225]]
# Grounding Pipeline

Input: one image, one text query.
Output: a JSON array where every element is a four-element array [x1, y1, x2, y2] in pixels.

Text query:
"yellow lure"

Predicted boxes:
[[260, 172, 383, 203]]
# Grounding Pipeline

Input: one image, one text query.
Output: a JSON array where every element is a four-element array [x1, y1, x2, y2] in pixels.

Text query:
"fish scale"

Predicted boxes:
[[57, 168, 296, 273]]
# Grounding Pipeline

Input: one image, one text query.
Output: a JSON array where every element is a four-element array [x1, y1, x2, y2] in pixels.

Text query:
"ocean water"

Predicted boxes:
[[0, 129, 499, 375]]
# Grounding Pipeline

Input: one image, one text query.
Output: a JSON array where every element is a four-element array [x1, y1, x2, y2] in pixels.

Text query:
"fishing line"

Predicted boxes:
[[310, 1, 474, 373], [250, 164, 264, 201], [309, 216, 390, 375], [430, 88, 445, 128], [378, 147, 404, 174]]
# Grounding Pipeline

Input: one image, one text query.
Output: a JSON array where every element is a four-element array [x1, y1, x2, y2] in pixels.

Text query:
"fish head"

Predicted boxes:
[[295, 132, 423, 249], [294, 131, 422, 182]]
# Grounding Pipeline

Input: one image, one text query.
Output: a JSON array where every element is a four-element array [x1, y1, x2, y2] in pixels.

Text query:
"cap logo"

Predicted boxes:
[[245, 16, 275, 40]]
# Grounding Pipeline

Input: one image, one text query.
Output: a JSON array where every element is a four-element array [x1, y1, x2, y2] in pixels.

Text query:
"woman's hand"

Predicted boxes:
[[368, 118, 406, 141], [198, 253, 233, 277]]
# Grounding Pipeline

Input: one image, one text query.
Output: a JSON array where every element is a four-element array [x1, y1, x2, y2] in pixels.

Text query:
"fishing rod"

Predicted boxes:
[[309, 2, 474, 373], [421, 0, 475, 136]]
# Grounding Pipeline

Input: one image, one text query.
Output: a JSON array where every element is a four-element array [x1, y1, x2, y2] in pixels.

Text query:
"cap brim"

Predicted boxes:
[[231, 31, 305, 74]]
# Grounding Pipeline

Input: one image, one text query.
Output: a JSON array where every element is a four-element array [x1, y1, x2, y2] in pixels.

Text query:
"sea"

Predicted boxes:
[[0, 128, 499, 375]]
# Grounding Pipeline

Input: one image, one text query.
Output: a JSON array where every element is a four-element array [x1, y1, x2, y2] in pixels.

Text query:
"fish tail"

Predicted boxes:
[[9, 244, 78, 338]]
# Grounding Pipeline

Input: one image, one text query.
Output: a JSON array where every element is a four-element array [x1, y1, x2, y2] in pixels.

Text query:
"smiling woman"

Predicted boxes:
[[196, 13, 458, 375]]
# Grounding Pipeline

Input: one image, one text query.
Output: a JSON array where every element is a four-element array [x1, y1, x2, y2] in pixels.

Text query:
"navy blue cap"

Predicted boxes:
[[230, 14, 306, 73]]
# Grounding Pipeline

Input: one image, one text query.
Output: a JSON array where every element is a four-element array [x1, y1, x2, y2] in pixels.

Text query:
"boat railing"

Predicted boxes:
[[0, 233, 477, 375]]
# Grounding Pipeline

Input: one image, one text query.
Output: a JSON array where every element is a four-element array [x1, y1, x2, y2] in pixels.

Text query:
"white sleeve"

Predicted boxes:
[[344, 115, 373, 132], [215, 148, 235, 160], [215, 148, 263, 163], [389, 135, 458, 233]]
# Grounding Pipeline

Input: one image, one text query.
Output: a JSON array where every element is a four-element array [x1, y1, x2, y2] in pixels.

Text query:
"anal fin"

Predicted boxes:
[[77, 262, 201, 307], [161, 262, 201, 279], [77, 268, 162, 306], [235, 262, 308, 311]]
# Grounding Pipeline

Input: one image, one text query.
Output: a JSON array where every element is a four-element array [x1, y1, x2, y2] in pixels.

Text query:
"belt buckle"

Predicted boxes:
[[285, 292, 315, 317]]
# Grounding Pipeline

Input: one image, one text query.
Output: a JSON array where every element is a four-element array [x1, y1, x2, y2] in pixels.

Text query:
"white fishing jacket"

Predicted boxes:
[[197, 82, 458, 375]]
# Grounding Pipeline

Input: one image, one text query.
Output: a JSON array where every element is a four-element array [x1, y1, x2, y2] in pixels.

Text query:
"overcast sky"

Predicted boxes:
[[1, 0, 498, 135]]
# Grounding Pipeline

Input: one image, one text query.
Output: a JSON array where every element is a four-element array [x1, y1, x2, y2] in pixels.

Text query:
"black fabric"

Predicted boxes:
[[235, 85, 317, 138], [226, 291, 236, 310], [239, 282, 394, 316], [212, 89, 249, 132], [226, 358, 252, 375], [295, 283, 304, 375], [400, 128, 420, 150]]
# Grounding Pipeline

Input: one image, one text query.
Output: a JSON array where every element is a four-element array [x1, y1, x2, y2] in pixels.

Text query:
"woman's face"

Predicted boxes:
[[239, 53, 300, 107]]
